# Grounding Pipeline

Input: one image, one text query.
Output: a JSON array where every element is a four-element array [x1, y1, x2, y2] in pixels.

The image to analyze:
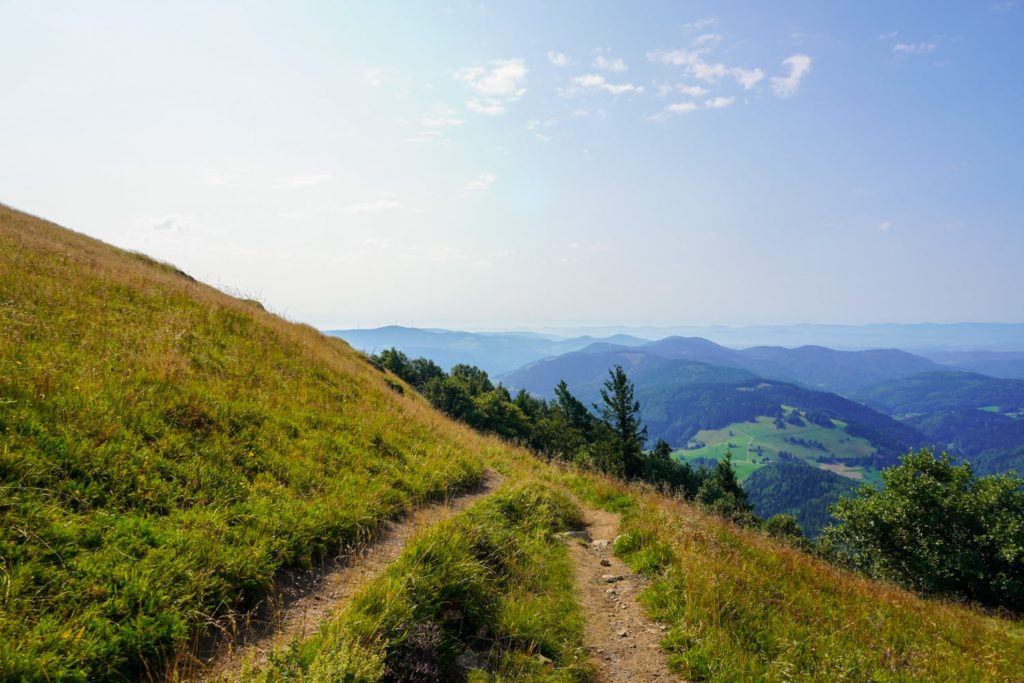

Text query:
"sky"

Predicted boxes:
[[1, 1, 1022, 330]]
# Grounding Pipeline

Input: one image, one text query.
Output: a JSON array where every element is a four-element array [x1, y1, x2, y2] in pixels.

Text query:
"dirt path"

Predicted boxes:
[[565, 507, 677, 682], [188, 469, 504, 681]]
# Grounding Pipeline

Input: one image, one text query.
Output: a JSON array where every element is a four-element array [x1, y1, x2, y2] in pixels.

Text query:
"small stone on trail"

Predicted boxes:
[[603, 574, 624, 583], [456, 649, 482, 670], [591, 539, 611, 550], [617, 628, 628, 637], [561, 530, 592, 542], [600, 558, 611, 567]]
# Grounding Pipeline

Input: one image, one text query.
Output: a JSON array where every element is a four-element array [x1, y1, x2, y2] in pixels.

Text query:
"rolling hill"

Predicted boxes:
[[851, 371, 1024, 474], [505, 335, 949, 396]]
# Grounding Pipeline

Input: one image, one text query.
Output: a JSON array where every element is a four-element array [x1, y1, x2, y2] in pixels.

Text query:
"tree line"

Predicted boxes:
[[370, 348, 753, 519]]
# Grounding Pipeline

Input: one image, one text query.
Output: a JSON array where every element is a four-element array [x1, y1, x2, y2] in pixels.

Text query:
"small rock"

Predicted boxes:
[[605, 587, 618, 596], [591, 539, 611, 550], [455, 649, 482, 670], [617, 628, 628, 637], [536, 653, 553, 666], [560, 530, 592, 542], [603, 574, 624, 583]]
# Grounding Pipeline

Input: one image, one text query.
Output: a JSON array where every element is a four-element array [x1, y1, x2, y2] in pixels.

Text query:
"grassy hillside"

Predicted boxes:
[[0, 206, 491, 680], [567, 474, 1024, 681]]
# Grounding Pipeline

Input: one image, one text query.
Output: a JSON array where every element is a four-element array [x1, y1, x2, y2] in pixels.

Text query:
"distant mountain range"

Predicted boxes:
[[325, 326, 648, 376], [502, 335, 948, 396], [326, 325, 1024, 381]]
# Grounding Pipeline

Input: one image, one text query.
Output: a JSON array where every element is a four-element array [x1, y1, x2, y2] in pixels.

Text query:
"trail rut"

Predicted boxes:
[[565, 506, 677, 682], [187, 469, 503, 681]]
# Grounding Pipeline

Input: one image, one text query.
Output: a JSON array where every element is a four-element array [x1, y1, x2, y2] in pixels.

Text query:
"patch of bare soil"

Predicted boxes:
[[565, 507, 677, 682], [184, 469, 504, 681]]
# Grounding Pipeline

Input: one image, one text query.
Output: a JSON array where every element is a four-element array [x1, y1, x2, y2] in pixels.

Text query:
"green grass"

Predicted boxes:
[[0, 206, 493, 680], [564, 473, 1024, 681], [238, 482, 594, 682], [674, 412, 881, 483]]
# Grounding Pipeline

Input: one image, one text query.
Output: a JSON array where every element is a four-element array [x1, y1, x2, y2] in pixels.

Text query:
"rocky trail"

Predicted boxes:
[[564, 506, 677, 682], [186, 469, 504, 681]]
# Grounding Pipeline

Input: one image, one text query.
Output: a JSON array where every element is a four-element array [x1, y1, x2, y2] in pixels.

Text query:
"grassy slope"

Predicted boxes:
[[0, 206, 492, 680], [567, 474, 1024, 682]]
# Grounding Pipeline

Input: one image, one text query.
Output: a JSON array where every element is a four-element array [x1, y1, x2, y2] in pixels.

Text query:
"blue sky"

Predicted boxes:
[[1, 1, 1022, 329]]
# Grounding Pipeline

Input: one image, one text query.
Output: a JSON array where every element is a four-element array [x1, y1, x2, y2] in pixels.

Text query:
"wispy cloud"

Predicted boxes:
[[571, 73, 644, 95], [455, 59, 527, 97], [455, 58, 527, 115], [683, 17, 718, 32], [462, 172, 496, 196], [732, 67, 765, 90], [879, 220, 893, 231], [365, 67, 393, 87], [547, 51, 570, 67], [421, 107, 465, 128], [526, 118, 558, 142], [466, 99, 507, 115], [338, 200, 403, 215], [893, 42, 937, 56], [770, 54, 812, 98], [276, 173, 336, 189], [705, 96, 735, 109], [593, 55, 628, 73], [648, 101, 700, 122], [134, 214, 199, 234]]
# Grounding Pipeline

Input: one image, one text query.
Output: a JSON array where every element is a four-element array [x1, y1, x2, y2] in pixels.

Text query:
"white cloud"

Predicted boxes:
[[134, 214, 199, 234], [462, 172, 496, 196], [683, 17, 718, 32], [647, 49, 729, 83], [705, 96, 735, 109], [675, 84, 711, 97], [993, 1, 1017, 10], [572, 73, 643, 95], [693, 33, 723, 47], [275, 173, 336, 189], [770, 54, 812, 98], [467, 98, 506, 115], [455, 58, 527, 99], [547, 51, 570, 67], [649, 101, 699, 122], [893, 42, 937, 56], [365, 67, 393, 87], [421, 107, 466, 127], [732, 67, 765, 90], [526, 118, 558, 142], [879, 30, 899, 40], [593, 55, 628, 72], [338, 200, 403, 215], [879, 220, 893, 231]]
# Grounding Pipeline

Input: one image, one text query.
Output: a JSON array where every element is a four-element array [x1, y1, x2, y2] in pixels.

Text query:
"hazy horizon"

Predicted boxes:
[[2, 1, 1022, 329]]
